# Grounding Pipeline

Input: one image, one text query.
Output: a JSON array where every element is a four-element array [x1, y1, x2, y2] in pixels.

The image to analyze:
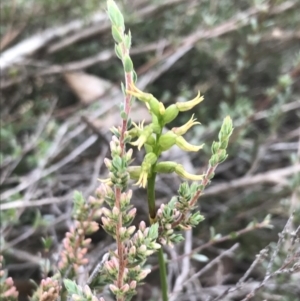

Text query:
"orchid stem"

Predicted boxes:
[[147, 172, 168, 301]]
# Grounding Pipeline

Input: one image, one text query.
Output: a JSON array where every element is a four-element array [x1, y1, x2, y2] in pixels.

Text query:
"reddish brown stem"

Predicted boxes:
[[114, 48, 133, 299], [114, 187, 125, 294]]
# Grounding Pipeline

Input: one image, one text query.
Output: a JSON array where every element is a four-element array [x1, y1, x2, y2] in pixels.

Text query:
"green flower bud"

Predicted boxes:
[[172, 114, 200, 136], [176, 91, 204, 112], [175, 136, 204, 152], [158, 131, 177, 151], [127, 166, 141, 180], [144, 152, 157, 165], [148, 98, 161, 116], [151, 115, 162, 134], [154, 161, 177, 173], [144, 144, 153, 153], [133, 153, 157, 188], [163, 104, 179, 124], [146, 134, 155, 146]]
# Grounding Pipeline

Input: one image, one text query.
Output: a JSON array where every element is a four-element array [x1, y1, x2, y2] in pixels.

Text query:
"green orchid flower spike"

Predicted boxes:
[[85, 3, 235, 301]]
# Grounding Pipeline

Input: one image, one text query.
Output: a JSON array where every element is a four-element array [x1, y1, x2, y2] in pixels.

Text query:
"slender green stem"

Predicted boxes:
[[147, 172, 157, 221], [147, 172, 168, 301], [158, 248, 168, 301]]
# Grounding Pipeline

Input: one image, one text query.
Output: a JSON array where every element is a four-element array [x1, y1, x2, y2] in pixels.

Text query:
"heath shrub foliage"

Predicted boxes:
[[62, 2, 232, 301]]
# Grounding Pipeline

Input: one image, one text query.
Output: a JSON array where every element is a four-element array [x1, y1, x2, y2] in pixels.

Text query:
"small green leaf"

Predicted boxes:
[[115, 44, 123, 59], [41, 236, 53, 250], [112, 25, 123, 43], [63, 279, 77, 294], [127, 118, 132, 129], [121, 82, 126, 95], [123, 55, 134, 72], [132, 70, 138, 83], [211, 141, 220, 154], [112, 156, 123, 169], [121, 110, 128, 120], [74, 191, 84, 204], [192, 253, 209, 262], [148, 223, 159, 239], [124, 31, 132, 49], [107, 0, 125, 30]]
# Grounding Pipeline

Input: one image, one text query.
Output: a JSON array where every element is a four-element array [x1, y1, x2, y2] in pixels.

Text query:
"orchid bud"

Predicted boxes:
[[163, 104, 179, 124], [144, 152, 157, 165], [155, 161, 177, 173], [127, 166, 141, 180], [158, 131, 177, 151]]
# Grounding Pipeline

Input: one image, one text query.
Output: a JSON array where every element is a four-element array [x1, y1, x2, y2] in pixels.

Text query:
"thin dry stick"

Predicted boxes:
[[152, 220, 269, 272], [187, 243, 239, 286], [211, 247, 269, 301], [169, 230, 193, 301], [0, 97, 119, 202], [213, 213, 300, 301]]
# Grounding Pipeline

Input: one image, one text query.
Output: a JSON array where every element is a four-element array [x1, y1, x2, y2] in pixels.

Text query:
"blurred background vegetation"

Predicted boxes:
[[1, 0, 300, 300]]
